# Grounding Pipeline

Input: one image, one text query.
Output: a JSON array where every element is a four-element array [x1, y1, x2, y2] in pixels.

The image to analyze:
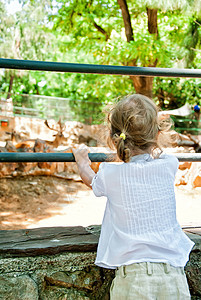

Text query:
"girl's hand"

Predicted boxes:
[[72, 144, 91, 166], [72, 144, 95, 188]]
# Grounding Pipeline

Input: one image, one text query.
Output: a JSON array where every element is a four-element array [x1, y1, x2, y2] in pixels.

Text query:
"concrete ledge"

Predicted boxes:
[[0, 226, 200, 299], [0, 226, 99, 257]]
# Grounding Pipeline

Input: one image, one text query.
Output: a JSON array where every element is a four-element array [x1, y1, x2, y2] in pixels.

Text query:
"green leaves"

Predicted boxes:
[[0, 0, 201, 123], [153, 78, 201, 109]]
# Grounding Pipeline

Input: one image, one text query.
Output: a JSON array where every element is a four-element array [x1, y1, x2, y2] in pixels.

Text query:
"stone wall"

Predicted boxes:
[[0, 226, 200, 300]]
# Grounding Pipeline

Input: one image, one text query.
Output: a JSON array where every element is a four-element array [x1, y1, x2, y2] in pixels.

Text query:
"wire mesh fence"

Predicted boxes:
[[0, 92, 104, 124]]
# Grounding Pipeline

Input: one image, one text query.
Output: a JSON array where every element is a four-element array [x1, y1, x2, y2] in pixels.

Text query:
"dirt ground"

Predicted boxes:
[[0, 176, 107, 230], [0, 176, 200, 230]]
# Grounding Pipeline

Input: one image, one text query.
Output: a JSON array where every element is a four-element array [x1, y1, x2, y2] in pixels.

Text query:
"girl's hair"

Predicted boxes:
[[107, 94, 171, 162]]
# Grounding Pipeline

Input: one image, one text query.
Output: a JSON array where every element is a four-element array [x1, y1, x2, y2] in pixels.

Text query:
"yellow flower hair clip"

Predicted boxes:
[[120, 132, 126, 140]]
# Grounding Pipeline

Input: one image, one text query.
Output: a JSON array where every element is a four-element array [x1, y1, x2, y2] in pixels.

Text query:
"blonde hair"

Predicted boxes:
[[107, 94, 171, 162]]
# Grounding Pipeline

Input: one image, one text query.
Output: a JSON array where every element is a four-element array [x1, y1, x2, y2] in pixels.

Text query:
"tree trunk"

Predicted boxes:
[[117, 1, 159, 98], [117, 0, 134, 42], [130, 8, 158, 98], [146, 8, 158, 36], [7, 74, 14, 100], [129, 76, 153, 99]]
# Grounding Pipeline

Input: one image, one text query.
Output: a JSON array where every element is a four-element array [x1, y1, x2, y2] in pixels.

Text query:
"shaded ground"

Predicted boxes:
[[0, 176, 90, 230], [0, 176, 200, 230]]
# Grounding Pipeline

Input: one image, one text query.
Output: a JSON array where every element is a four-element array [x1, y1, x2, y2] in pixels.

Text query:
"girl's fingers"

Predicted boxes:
[[72, 144, 88, 153], [72, 144, 91, 165]]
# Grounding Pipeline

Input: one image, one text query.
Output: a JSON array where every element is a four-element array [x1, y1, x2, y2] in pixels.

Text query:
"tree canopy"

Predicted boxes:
[[0, 0, 200, 123]]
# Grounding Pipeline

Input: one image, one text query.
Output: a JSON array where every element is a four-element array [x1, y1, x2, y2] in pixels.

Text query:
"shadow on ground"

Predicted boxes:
[[0, 176, 84, 230]]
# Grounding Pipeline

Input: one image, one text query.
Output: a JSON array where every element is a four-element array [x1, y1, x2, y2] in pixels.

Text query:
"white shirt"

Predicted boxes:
[[91, 153, 194, 269]]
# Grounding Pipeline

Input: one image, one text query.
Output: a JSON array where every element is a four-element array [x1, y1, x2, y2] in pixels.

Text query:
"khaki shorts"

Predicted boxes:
[[110, 262, 191, 300]]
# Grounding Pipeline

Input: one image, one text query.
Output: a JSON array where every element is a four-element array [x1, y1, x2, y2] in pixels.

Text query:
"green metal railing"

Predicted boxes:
[[1, 58, 201, 77], [171, 115, 201, 134], [0, 152, 200, 162]]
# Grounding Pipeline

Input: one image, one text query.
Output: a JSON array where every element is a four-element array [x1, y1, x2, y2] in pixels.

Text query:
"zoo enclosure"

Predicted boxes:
[[0, 57, 201, 163], [0, 92, 103, 123]]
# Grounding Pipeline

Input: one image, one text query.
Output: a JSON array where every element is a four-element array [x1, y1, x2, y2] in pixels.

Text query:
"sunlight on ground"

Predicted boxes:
[[176, 186, 201, 227], [27, 189, 107, 228], [27, 185, 201, 229]]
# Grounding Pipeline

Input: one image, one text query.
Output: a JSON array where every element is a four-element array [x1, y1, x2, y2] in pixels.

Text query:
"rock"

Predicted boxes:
[[175, 169, 191, 186], [42, 267, 113, 300], [17, 162, 37, 173], [33, 138, 49, 152], [185, 233, 201, 298], [64, 162, 79, 177], [5, 141, 17, 152], [179, 162, 192, 170], [40, 286, 90, 300], [188, 163, 201, 188], [175, 162, 201, 188], [0, 275, 38, 300], [57, 162, 65, 173], [0, 163, 17, 177], [193, 175, 201, 188]]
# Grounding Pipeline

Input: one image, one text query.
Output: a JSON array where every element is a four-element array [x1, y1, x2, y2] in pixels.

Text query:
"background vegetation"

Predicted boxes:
[[0, 0, 201, 123]]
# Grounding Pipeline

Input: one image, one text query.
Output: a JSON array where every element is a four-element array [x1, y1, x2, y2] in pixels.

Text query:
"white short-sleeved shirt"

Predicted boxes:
[[91, 153, 194, 269]]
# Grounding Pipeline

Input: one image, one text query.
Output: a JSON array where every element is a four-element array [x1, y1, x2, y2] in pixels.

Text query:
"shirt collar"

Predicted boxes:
[[130, 153, 152, 162]]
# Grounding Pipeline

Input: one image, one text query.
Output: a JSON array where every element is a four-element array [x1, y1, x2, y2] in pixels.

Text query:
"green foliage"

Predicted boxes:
[[153, 77, 201, 109], [65, 72, 134, 123], [0, 0, 201, 124]]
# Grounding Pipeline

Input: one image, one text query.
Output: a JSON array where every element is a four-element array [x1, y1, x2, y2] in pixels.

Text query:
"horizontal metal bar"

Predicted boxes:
[[0, 153, 111, 163], [0, 58, 201, 78], [175, 153, 201, 161], [0, 152, 200, 162]]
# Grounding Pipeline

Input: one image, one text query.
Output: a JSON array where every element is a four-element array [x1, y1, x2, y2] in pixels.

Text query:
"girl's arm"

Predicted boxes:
[[72, 145, 95, 189]]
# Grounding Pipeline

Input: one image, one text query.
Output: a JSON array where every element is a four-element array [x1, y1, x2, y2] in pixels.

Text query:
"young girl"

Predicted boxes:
[[72, 94, 194, 300]]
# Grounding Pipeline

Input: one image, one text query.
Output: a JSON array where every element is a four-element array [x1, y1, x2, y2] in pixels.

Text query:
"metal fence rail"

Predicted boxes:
[[1, 58, 201, 78], [0, 153, 201, 162]]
